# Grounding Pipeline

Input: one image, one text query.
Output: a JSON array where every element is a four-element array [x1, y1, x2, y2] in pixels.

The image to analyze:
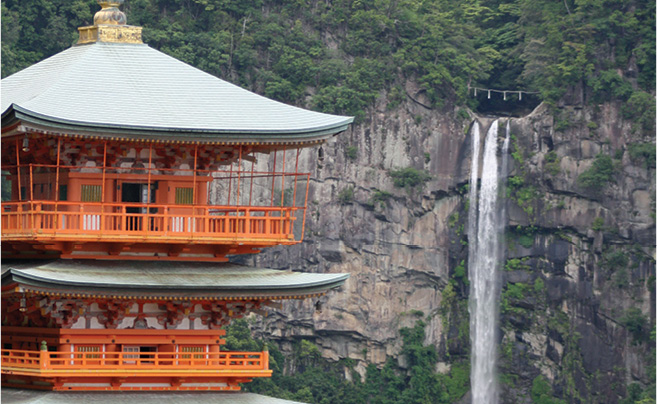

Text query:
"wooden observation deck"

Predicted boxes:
[[1, 328, 271, 391], [2, 350, 271, 391], [1, 136, 312, 261], [2, 201, 301, 260]]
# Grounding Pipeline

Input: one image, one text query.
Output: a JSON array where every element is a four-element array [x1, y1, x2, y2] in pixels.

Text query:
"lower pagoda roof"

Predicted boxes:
[[1, 260, 348, 300], [2, 389, 308, 404]]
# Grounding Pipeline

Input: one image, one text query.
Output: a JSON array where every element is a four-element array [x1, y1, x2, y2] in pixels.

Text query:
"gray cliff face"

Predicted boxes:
[[239, 96, 655, 401], [500, 103, 655, 402]]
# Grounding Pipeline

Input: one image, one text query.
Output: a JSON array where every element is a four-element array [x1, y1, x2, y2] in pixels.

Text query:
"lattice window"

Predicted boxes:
[[181, 345, 205, 359], [81, 184, 102, 202], [76, 345, 101, 359], [175, 187, 194, 205], [122, 346, 139, 364], [122, 346, 139, 358]]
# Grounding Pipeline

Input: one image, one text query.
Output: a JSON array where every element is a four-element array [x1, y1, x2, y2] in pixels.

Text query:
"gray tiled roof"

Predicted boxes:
[[1, 42, 353, 143], [2, 389, 309, 404], [2, 260, 349, 298]]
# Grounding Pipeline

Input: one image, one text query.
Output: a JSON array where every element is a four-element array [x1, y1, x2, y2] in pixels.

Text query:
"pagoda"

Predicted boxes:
[[1, 0, 352, 394]]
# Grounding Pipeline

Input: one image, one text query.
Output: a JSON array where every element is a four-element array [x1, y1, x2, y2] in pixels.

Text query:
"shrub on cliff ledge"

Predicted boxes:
[[338, 187, 355, 204], [622, 92, 657, 134], [628, 142, 656, 170], [577, 154, 614, 193], [621, 307, 649, 344], [346, 146, 358, 160], [531, 375, 567, 404], [389, 167, 432, 189]]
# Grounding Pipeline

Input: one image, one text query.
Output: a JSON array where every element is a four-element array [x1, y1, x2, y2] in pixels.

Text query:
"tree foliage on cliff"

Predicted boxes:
[[223, 319, 469, 404], [3, 0, 654, 125]]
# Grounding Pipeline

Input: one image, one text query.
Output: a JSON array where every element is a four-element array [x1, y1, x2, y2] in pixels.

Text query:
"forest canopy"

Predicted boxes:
[[2, 0, 655, 122]]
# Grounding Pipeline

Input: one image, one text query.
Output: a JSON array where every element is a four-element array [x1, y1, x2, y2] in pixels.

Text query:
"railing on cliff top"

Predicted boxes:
[[467, 85, 541, 100]]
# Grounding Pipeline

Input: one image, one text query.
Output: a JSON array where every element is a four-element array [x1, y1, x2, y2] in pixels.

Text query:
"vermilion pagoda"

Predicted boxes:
[[1, 0, 351, 394]]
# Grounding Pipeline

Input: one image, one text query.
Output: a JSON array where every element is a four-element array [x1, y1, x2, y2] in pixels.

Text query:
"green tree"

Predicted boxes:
[[577, 154, 614, 193]]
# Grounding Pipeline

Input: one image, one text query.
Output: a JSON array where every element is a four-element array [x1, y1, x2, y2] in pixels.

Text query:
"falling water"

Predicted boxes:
[[467, 121, 481, 291], [500, 121, 511, 235], [468, 119, 507, 403]]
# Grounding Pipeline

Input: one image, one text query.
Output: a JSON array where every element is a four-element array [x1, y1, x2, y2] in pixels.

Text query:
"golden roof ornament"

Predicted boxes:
[[78, 0, 142, 45], [94, 0, 127, 25]]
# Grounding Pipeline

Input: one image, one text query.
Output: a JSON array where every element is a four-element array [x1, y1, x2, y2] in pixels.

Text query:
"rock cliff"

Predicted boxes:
[[238, 93, 655, 402]]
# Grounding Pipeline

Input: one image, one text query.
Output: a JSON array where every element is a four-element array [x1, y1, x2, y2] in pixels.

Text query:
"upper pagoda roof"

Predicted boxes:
[[1, 41, 353, 145]]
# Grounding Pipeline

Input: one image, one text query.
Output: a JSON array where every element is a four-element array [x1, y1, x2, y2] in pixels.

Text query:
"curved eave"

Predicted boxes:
[[3, 268, 350, 291], [4, 283, 342, 301], [1, 260, 349, 300], [2, 105, 353, 146]]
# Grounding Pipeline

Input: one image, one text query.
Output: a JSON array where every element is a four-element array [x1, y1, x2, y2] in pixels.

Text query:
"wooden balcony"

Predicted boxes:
[[2, 201, 304, 261], [1, 349, 271, 391]]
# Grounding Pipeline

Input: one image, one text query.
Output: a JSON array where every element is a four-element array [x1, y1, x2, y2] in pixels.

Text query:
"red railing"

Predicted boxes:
[[0, 349, 41, 368], [1, 201, 301, 244], [1, 349, 269, 373]]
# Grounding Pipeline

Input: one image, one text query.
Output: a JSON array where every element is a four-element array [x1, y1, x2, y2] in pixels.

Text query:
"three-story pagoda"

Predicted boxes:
[[1, 0, 352, 394]]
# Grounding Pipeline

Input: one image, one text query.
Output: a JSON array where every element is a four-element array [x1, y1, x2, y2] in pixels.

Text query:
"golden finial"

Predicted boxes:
[[78, 0, 142, 45], [94, 0, 127, 25]]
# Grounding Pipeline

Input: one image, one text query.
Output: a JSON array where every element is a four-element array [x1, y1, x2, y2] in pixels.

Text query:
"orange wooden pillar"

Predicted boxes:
[[160, 344, 175, 366], [262, 348, 269, 370], [59, 341, 72, 366], [106, 342, 119, 365], [209, 344, 220, 366]]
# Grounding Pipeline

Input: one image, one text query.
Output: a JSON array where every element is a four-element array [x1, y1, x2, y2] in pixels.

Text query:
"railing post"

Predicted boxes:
[[204, 206, 209, 236], [17, 203, 23, 231], [234, 207, 240, 243], [40, 340, 48, 371], [80, 203, 84, 231], [263, 348, 269, 370], [30, 202, 35, 233], [265, 211, 270, 236], [100, 203, 105, 235], [285, 209, 291, 236], [245, 208, 251, 235], [54, 202, 59, 232], [164, 206, 169, 235], [36, 202, 42, 231]]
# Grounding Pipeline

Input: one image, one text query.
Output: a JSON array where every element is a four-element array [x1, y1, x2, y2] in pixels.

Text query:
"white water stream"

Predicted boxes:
[[468, 119, 509, 403]]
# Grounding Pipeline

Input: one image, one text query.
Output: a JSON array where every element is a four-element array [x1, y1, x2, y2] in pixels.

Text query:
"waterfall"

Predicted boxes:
[[468, 119, 507, 403], [500, 121, 511, 236]]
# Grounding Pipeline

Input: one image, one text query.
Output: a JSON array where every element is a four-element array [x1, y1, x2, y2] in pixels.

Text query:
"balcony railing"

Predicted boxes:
[[2, 201, 302, 245], [1, 349, 271, 376]]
